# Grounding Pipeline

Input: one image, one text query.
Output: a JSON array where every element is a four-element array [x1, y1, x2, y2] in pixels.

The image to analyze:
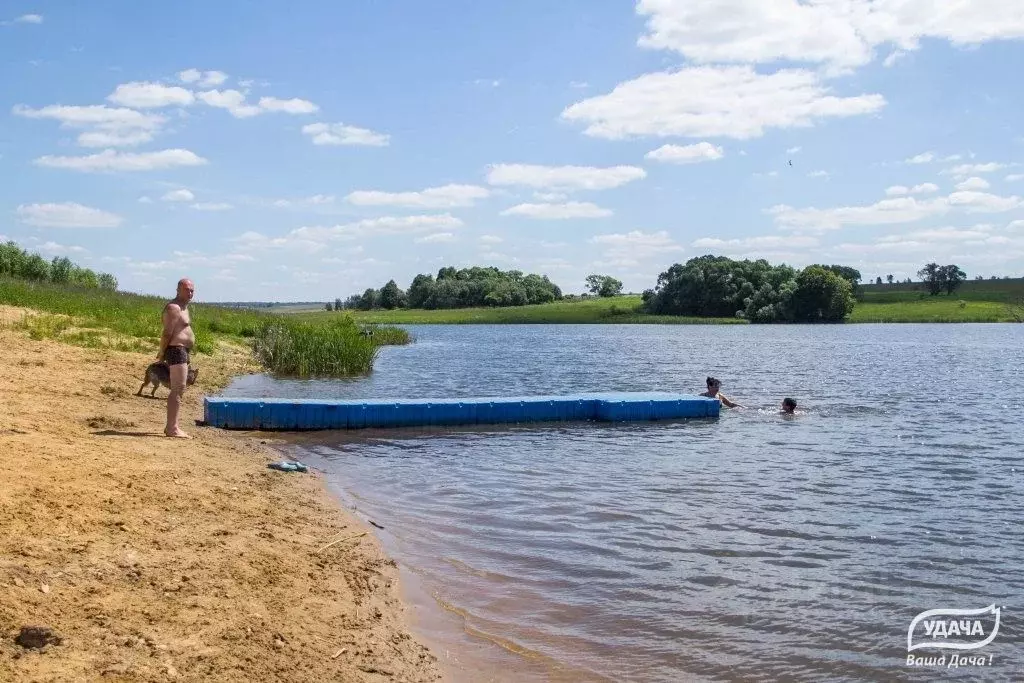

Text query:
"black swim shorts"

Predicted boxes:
[[163, 345, 190, 366]]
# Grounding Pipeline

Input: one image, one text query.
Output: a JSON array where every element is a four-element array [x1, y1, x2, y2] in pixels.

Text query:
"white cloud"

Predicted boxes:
[[1005, 174, 1024, 182], [487, 164, 646, 190], [272, 194, 336, 208], [13, 104, 165, 147], [1008, 220, 1024, 231], [786, 146, 803, 155], [179, 69, 228, 87], [808, 170, 830, 179], [562, 66, 885, 140], [77, 130, 155, 147], [346, 184, 490, 209], [302, 122, 390, 146], [196, 89, 262, 118], [282, 215, 465, 245], [107, 82, 195, 108], [138, 196, 153, 204], [37, 241, 87, 255], [34, 148, 208, 172], [692, 235, 820, 250], [16, 202, 123, 228], [955, 176, 991, 191], [501, 202, 612, 219], [773, 189, 1022, 231], [15, 14, 43, 24], [570, 81, 590, 89], [888, 183, 940, 195], [415, 232, 456, 244], [635, 0, 1024, 69], [590, 230, 683, 262], [771, 196, 948, 231], [479, 235, 503, 244], [945, 162, 1006, 177], [191, 202, 233, 211], [906, 151, 935, 164], [946, 191, 1021, 213], [645, 142, 724, 164], [199, 71, 228, 87], [257, 96, 318, 114], [533, 192, 568, 202], [161, 189, 195, 202]]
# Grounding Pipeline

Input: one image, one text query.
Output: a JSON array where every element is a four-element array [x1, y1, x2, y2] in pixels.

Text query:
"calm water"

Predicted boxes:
[[223, 325, 1024, 681]]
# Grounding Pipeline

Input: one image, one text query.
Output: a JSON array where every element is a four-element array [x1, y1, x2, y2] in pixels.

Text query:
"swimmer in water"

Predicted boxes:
[[700, 376, 741, 408], [781, 397, 797, 415]]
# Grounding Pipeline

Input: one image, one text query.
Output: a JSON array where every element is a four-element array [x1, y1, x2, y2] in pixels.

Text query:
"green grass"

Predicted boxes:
[[0, 277, 409, 376], [860, 278, 1024, 303], [849, 299, 1018, 323], [301, 296, 745, 325]]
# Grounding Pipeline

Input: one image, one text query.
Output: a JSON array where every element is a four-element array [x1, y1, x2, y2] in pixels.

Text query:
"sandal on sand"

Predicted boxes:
[[267, 461, 309, 473]]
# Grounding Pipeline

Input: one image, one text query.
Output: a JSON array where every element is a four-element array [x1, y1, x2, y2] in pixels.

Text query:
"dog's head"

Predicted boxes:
[[186, 366, 199, 386]]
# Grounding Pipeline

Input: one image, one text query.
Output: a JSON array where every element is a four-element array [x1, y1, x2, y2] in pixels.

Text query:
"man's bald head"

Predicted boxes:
[[176, 278, 195, 302]]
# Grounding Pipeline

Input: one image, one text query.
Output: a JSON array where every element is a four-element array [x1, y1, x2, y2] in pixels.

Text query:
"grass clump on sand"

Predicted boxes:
[[252, 316, 410, 377], [1, 277, 411, 377]]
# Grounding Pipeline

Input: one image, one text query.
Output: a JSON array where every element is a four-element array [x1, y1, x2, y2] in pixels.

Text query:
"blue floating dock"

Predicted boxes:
[[203, 392, 719, 431]]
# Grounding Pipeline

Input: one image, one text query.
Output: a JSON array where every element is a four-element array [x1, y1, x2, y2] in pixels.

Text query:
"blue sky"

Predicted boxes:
[[2, 1, 1023, 301]]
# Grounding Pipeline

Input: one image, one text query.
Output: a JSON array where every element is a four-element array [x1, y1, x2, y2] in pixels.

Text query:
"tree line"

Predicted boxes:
[[641, 255, 860, 323], [0, 241, 118, 290], [328, 266, 563, 311]]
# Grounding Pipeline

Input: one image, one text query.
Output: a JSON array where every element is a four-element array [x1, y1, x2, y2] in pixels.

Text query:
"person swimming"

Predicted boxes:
[[700, 376, 741, 408], [781, 397, 797, 415]]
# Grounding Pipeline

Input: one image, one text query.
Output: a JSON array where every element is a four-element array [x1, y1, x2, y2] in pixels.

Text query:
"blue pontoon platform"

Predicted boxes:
[[203, 392, 719, 431]]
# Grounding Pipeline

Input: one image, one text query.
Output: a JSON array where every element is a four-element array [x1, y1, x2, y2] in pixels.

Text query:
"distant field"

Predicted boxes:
[[860, 278, 1024, 303], [849, 300, 1019, 323], [275, 279, 1024, 325], [298, 295, 745, 325]]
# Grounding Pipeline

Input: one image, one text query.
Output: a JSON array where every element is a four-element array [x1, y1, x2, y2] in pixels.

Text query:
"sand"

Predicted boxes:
[[0, 306, 441, 682]]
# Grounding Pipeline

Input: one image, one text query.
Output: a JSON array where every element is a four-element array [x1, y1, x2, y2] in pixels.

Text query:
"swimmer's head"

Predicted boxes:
[[706, 376, 721, 389], [782, 397, 797, 414]]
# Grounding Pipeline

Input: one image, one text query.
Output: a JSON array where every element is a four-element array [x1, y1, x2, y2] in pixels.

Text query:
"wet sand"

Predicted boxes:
[[0, 306, 441, 682]]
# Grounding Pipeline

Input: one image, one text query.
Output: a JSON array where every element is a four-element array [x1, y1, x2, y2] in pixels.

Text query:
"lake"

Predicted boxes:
[[222, 324, 1023, 681]]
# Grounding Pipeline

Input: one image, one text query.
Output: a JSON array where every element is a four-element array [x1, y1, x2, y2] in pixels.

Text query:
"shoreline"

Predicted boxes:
[[0, 306, 441, 682]]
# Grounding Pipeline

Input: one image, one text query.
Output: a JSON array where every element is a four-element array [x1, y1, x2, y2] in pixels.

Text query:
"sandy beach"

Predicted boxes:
[[0, 305, 441, 682]]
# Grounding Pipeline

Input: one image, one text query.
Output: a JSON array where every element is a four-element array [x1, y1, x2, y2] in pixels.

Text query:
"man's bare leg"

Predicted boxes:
[[165, 364, 190, 438]]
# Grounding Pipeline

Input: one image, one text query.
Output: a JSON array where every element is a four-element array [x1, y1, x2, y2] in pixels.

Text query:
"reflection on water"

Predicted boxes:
[[224, 324, 1024, 681]]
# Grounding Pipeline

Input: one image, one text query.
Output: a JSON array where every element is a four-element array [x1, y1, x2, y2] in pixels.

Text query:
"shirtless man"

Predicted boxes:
[[157, 278, 195, 437]]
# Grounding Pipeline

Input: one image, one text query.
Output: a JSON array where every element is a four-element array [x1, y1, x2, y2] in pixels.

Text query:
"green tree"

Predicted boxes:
[[325, 302, 333, 311], [70, 267, 99, 288], [97, 273, 118, 291], [585, 274, 623, 297], [50, 256, 74, 284], [378, 279, 407, 309], [886, 274, 894, 285], [358, 288, 378, 310], [917, 263, 943, 295], [334, 297, 343, 311], [875, 276, 883, 285], [407, 273, 437, 308], [940, 264, 966, 295], [790, 266, 855, 322]]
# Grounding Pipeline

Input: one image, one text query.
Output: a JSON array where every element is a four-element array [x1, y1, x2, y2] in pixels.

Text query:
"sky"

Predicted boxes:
[[2, 1, 1023, 301]]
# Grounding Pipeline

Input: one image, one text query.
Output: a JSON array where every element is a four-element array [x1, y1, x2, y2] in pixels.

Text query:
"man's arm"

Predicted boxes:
[[156, 304, 179, 360], [719, 393, 742, 408]]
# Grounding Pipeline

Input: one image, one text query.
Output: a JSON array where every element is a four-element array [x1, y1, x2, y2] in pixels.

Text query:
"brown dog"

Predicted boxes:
[[136, 362, 198, 397]]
